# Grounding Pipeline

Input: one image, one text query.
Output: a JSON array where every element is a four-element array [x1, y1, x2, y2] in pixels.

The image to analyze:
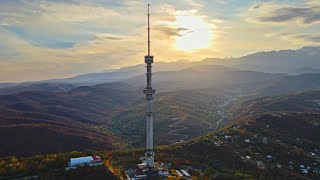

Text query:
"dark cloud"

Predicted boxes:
[[252, 4, 260, 9], [96, 35, 123, 40], [155, 25, 188, 37], [292, 34, 320, 43], [256, 6, 320, 24], [101, 36, 123, 40]]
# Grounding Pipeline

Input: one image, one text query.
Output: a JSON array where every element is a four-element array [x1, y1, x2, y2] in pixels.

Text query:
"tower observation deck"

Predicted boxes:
[[144, 4, 155, 170]]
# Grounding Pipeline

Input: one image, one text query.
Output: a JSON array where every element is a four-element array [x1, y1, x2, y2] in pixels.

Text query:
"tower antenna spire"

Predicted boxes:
[[148, 4, 150, 56], [144, 3, 155, 172]]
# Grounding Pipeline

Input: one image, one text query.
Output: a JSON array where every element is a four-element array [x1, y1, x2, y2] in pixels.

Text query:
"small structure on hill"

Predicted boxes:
[[214, 141, 223, 147], [266, 155, 272, 160], [66, 155, 102, 170], [276, 164, 282, 169], [256, 160, 266, 169], [263, 137, 268, 144], [180, 169, 191, 178]]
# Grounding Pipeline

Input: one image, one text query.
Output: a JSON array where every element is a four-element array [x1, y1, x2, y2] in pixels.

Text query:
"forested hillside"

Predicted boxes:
[[110, 112, 320, 179], [112, 89, 231, 146], [229, 90, 320, 119], [0, 83, 139, 156]]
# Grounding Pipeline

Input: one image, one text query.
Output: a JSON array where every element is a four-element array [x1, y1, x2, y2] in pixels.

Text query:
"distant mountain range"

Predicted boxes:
[[204, 46, 320, 74], [1, 46, 319, 87], [45, 60, 198, 85], [52, 46, 320, 84]]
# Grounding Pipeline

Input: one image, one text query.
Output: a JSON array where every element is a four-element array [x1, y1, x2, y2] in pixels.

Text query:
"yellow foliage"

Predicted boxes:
[[10, 157, 19, 164], [167, 175, 175, 180], [169, 168, 176, 174], [104, 160, 111, 167], [114, 168, 118, 174]]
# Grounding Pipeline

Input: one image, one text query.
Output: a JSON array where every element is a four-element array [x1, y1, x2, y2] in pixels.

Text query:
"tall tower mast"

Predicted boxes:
[[143, 4, 155, 169]]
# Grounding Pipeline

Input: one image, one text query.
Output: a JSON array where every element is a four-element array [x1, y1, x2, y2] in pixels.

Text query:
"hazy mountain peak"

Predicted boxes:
[[299, 46, 320, 56]]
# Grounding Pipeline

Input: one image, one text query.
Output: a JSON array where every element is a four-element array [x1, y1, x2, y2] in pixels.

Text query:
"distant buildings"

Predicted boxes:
[[256, 160, 266, 169], [299, 165, 310, 174], [66, 156, 102, 170], [266, 155, 272, 160], [175, 170, 183, 178], [263, 137, 268, 144], [180, 169, 191, 178], [314, 167, 320, 174], [214, 141, 223, 147], [276, 164, 282, 169]]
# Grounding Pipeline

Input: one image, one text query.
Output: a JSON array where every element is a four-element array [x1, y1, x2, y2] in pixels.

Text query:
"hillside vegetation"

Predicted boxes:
[[0, 151, 118, 180], [0, 83, 139, 156], [110, 112, 320, 179], [229, 90, 320, 119], [112, 89, 231, 146], [1, 87, 320, 179]]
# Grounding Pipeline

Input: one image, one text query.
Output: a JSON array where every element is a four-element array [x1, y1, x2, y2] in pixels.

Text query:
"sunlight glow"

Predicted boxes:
[[174, 14, 213, 51]]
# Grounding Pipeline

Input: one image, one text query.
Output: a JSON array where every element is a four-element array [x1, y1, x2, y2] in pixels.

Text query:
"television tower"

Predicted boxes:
[[143, 4, 155, 169]]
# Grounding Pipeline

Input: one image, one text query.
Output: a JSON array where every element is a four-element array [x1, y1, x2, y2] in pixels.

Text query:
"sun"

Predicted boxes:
[[174, 14, 213, 51]]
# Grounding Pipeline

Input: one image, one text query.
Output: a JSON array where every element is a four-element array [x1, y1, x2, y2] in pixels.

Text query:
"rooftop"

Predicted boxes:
[[70, 156, 93, 164]]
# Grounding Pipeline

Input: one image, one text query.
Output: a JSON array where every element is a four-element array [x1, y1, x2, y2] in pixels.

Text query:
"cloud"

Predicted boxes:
[[246, 2, 320, 25], [0, 0, 146, 47], [251, 4, 260, 9], [1, 0, 319, 82], [289, 34, 320, 43], [0, 0, 230, 82], [258, 7, 320, 24], [266, 31, 320, 44], [155, 25, 188, 37], [95, 34, 124, 40]]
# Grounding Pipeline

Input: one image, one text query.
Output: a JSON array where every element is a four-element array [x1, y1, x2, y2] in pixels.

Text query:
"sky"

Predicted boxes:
[[0, 0, 319, 82]]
